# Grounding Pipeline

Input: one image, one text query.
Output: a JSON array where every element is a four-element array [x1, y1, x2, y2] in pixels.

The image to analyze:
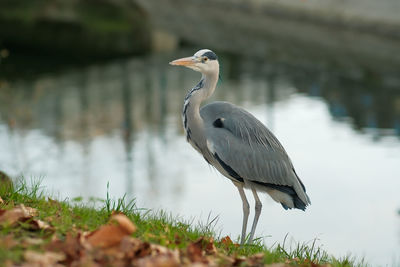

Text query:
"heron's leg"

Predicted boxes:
[[235, 183, 249, 246], [248, 187, 262, 244]]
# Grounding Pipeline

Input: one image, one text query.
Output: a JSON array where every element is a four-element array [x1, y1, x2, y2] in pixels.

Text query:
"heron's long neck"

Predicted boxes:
[[182, 72, 218, 144]]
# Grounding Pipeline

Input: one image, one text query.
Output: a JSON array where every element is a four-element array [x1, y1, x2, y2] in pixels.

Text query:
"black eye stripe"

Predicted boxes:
[[201, 51, 218, 60]]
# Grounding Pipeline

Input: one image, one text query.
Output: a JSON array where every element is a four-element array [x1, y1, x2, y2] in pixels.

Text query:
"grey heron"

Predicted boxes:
[[170, 49, 311, 245]]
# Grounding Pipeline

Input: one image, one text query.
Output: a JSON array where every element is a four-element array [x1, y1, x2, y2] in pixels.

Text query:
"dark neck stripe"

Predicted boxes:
[[184, 79, 204, 101], [183, 102, 190, 128], [182, 79, 204, 138]]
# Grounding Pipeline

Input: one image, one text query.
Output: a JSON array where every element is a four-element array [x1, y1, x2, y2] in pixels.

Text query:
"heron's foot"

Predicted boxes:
[[246, 237, 256, 245], [247, 232, 256, 244], [238, 235, 254, 247]]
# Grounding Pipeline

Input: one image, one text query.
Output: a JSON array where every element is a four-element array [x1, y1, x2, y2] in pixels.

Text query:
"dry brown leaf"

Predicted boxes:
[[136, 254, 180, 267], [120, 236, 144, 259], [111, 236, 152, 261], [190, 263, 210, 267], [232, 255, 247, 266], [150, 243, 172, 255], [47, 232, 83, 264], [0, 234, 17, 249], [187, 237, 208, 263], [24, 206, 38, 216], [221, 236, 233, 246], [0, 204, 53, 232], [24, 250, 65, 266], [220, 235, 240, 248], [173, 233, 182, 245], [186, 236, 216, 261], [23, 237, 44, 246], [0, 204, 37, 226], [204, 237, 217, 255], [246, 252, 265, 266], [70, 256, 101, 267], [29, 218, 53, 231], [87, 214, 136, 248], [214, 252, 235, 265], [135, 241, 152, 258], [187, 242, 203, 262]]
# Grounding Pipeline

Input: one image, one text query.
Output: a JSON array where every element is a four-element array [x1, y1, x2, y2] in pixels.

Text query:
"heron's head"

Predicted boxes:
[[169, 49, 219, 75]]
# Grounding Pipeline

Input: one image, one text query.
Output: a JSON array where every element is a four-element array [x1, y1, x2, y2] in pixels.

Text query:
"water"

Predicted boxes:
[[1, 50, 399, 266]]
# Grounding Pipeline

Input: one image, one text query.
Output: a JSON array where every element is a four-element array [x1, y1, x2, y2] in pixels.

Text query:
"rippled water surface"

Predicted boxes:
[[1, 50, 399, 266]]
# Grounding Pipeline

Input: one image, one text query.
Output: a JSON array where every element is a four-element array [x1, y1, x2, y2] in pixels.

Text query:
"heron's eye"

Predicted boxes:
[[203, 57, 208, 62]]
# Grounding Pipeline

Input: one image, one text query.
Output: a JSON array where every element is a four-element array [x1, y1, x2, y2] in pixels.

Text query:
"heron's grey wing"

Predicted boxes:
[[201, 102, 310, 205]]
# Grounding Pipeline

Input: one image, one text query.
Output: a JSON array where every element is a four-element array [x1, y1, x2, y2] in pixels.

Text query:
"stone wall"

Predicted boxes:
[[255, 0, 400, 25], [137, 0, 400, 75]]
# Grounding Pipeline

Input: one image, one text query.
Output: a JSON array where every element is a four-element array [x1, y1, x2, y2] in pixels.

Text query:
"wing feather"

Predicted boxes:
[[201, 101, 310, 205]]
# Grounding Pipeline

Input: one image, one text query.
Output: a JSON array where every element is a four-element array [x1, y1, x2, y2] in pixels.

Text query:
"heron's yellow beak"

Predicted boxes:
[[169, 56, 197, 66]]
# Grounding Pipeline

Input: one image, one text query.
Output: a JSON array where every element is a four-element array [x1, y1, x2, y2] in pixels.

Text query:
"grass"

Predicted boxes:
[[0, 178, 367, 266]]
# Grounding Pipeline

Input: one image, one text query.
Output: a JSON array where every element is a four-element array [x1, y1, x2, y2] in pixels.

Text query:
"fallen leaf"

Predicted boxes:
[[204, 237, 217, 255], [135, 241, 152, 258], [220, 236, 233, 247], [232, 255, 246, 266], [187, 242, 203, 262], [120, 236, 144, 260], [87, 214, 136, 248], [47, 232, 83, 264], [0, 204, 37, 226], [120, 236, 142, 251], [193, 263, 212, 267], [0, 234, 17, 249], [214, 253, 235, 265], [150, 243, 172, 255], [71, 256, 101, 267], [136, 254, 180, 267], [173, 233, 182, 245], [25, 206, 38, 216], [24, 250, 65, 266], [23, 237, 44, 246], [187, 237, 209, 263], [246, 252, 265, 266], [29, 218, 53, 231]]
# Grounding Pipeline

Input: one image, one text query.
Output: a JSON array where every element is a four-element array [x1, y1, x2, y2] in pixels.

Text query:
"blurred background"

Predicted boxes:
[[0, 0, 399, 265]]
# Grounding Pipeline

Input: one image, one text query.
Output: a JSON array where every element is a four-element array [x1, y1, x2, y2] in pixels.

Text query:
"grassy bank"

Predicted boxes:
[[0, 179, 365, 266]]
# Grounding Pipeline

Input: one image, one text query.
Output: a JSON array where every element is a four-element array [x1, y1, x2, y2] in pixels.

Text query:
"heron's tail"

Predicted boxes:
[[281, 192, 310, 211], [279, 186, 310, 211], [257, 182, 310, 211]]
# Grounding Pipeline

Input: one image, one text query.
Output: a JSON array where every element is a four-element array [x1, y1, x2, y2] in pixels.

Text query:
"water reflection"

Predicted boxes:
[[285, 65, 400, 139], [0, 50, 399, 265], [2, 54, 399, 141]]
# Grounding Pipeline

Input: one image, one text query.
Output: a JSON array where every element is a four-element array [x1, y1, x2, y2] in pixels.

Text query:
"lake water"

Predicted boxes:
[[0, 50, 399, 266]]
